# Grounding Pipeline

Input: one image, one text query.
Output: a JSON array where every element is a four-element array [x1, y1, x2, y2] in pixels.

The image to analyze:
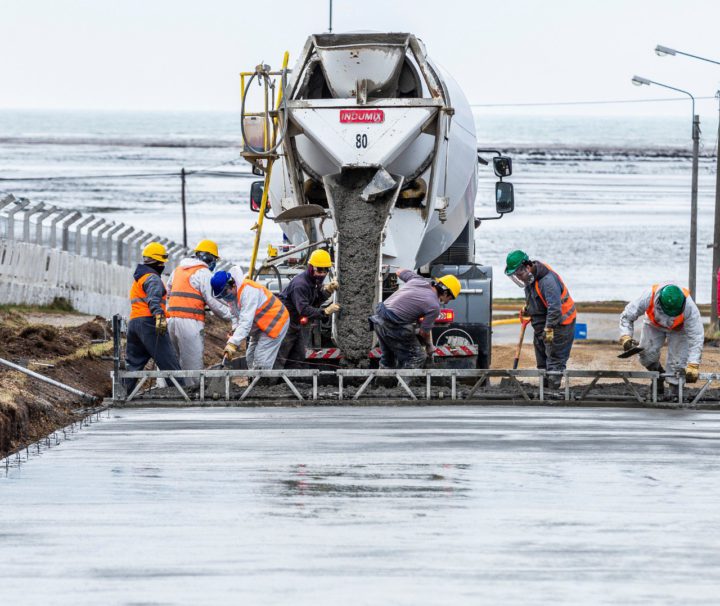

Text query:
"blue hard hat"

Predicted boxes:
[[211, 270, 233, 297]]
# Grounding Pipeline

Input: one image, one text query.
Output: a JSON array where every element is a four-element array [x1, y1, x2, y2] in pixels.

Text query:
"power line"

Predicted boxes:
[[470, 95, 717, 108], [0, 170, 253, 182]]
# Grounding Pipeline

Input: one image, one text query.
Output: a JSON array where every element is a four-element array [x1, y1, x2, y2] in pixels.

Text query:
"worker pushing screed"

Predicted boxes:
[[124, 242, 182, 392], [619, 283, 704, 397], [166, 240, 234, 383], [211, 270, 290, 369], [369, 270, 461, 369], [275, 249, 340, 369], [505, 250, 576, 389]]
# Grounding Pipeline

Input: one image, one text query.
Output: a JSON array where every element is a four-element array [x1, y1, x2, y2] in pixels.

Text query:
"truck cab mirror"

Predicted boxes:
[[250, 181, 268, 213], [495, 182, 514, 214], [493, 156, 512, 178]]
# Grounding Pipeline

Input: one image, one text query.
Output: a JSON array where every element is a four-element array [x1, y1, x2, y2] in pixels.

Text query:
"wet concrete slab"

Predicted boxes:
[[2, 406, 720, 605]]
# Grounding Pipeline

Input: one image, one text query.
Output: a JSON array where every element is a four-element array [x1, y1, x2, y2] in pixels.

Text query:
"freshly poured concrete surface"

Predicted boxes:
[[2, 407, 720, 605]]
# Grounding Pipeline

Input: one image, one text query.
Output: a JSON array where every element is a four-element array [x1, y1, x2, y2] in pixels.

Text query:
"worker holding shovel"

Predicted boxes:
[[505, 250, 576, 389], [211, 271, 290, 369], [619, 283, 703, 396]]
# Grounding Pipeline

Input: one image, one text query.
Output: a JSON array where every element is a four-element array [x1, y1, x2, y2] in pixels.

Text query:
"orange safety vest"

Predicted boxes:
[[237, 278, 289, 338], [534, 264, 577, 325], [646, 284, 689, 331], [129, 273, 167, 320], [166, 265, 206, 321]]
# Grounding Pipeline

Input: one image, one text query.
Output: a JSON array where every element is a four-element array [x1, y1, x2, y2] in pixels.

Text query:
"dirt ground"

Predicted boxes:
[[493, 339, 720, 372], [0, 308, 230, 457]]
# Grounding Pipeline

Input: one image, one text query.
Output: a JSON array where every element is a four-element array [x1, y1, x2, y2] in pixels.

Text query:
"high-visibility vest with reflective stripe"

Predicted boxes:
[[166, 265, 206, 321], [534, 264, 576, 325], [237, 278, 289, 338], [129, 273, 167, 320], [646, 284, 689, 331]]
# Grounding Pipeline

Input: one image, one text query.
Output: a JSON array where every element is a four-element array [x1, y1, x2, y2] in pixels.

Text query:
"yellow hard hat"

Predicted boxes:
[[437, 274, 461, 299], [194, 239, 219, 258], [142, 241, 169, 263], [308, 249, 332, 268]]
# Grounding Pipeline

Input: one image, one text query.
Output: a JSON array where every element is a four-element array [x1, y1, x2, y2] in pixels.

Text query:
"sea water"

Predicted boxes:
[[1, 110, 717, 302]]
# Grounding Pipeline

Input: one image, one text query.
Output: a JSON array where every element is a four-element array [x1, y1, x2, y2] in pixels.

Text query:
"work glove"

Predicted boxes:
[[544, 327, 554, 344], [619, 335, 638, 352], [155, 314, 167, 336], [685, 363, 700, 384], [324, 303, 341, 316], [223, 342, 239, 360], [324, 280, 339, 294]]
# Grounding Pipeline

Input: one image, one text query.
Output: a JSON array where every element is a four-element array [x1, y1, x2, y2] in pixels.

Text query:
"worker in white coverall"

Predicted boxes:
[[619, 282, 703, 396], [211, 270, 289, 369], [166, 240, 234, 382]]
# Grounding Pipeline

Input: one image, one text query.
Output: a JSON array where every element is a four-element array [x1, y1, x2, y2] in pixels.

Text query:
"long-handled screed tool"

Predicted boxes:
[[513, 317, 531, 370]]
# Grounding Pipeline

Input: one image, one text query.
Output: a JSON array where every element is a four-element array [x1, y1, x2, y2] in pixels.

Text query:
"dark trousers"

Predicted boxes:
[[372, 316, 426, 369], [124, 317, 182, 392], [533, 320, 575, 386], [275, 324, 307, 369]]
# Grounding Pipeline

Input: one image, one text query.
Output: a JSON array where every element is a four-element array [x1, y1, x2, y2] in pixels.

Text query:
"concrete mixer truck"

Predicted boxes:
[[241, 33, 515, 369]]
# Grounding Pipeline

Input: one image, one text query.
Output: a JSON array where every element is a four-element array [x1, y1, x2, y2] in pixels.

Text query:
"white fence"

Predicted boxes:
[[0, 239, 130, 317], [0, 193, 233, 318]]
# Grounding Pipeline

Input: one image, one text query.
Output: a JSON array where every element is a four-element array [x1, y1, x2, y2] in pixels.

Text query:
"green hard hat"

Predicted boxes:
[[658, 285, 686, 317], [505, 250, 529, 275]]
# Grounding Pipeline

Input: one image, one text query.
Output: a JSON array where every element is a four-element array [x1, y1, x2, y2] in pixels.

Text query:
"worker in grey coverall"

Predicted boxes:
[[166, 240, 234, 383], [370, 270, 461, 369], [619, 282, 703, 393], [505, 250, 576, 389]]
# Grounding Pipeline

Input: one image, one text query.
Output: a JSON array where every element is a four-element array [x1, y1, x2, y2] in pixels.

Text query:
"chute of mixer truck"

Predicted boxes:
[[240, 32, 515, 368]]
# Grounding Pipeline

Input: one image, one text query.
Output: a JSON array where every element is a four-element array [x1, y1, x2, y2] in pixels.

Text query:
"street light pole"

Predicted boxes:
[[655, 44, 720, 329], [632, 76, 699, 298]]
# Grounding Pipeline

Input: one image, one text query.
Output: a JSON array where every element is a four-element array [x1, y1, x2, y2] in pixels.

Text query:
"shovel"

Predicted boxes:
[[512, 318, 531, 370], [618, 345, 644, 359], [206, 355, 248, 396]]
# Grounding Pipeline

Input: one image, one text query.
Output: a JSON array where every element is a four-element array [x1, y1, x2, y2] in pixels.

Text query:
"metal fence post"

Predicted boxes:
[[34, 205, 57, 245], [85, 218, 106, 258], [116, 226, 135, 266], [73, 214, 96, 255], [112, 314, 123, 399], [49, 209, 72, 248], [60, 211, 82, 251], [104, 222, 125, 263], [22, 202, 45, 242], [6, 199, 30, 240]]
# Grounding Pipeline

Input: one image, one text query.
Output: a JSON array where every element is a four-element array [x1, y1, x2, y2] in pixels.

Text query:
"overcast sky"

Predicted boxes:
[[2, 0, 720, 117]]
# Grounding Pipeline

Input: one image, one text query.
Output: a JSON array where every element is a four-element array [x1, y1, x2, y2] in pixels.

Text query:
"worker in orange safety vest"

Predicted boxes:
[[619, 282, 703, 397], [166, 239, 234, 381], [124, 242, 181, 393], [505, 250, 576, 389], [210, 270, 289, 369]]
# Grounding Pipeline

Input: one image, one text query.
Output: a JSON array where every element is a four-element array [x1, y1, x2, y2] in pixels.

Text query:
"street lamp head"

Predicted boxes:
[[655, 44, 677, 57], [631, 75, 651, 86]]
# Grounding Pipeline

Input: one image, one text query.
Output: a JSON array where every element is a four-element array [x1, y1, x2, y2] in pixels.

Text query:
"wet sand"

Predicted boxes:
[[2, 406, 719, 604]]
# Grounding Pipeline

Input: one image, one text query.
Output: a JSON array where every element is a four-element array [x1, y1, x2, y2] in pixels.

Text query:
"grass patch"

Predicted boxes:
[[0, 297, 76, 315]]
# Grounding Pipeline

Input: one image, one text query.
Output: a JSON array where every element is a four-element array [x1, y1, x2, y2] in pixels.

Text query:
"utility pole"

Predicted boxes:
[[180, 168, 187, 248], [690, 114, 700, 299], [712, 93, 720, 331], [328, 0, 333, 33]]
